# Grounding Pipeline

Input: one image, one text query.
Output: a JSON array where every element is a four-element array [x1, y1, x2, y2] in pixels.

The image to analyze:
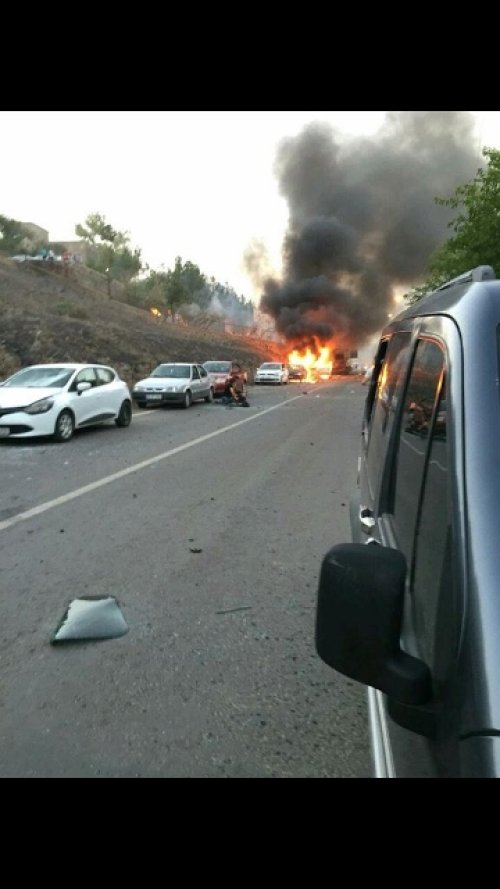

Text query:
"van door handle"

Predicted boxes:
[[359, 506, 376, 535]]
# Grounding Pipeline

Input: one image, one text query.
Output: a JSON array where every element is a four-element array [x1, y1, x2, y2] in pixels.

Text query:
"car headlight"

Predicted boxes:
[[24, 397, 55, 415], [133, 385, 145, 392]]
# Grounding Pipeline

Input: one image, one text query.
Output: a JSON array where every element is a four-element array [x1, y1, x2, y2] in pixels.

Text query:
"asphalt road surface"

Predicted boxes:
[[0, 379, 372, 777]]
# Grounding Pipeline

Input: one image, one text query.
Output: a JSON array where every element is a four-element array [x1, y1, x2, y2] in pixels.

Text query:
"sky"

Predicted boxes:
[[3, 111, 500, 306]]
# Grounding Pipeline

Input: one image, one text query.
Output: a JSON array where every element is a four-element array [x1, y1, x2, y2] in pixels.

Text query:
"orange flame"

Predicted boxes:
[[150, 307, 162, 318], [287, 345, 332, 382]]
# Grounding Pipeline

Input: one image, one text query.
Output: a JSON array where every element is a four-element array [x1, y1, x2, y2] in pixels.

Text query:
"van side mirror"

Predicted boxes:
[[316, 544, 431, 705]]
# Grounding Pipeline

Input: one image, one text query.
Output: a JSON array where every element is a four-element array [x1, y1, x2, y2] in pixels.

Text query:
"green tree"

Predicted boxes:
[[163, 257, 190, 313], [0, 215, 30, 254], [133, 256, 254, 323], [406, 148, 500, 302], [142, 258, 207, 315], [180, 260, 206, 300], [109, 246, 143, 284], [75, 213, 126, 248], [142, 262, 186, 315], [75, 212, 142, 284]]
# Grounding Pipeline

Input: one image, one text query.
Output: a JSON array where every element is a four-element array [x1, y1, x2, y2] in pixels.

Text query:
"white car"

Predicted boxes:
[[132, 363, 214, 409], [0, 363, 132, 442], [254, 362, 289, 385]]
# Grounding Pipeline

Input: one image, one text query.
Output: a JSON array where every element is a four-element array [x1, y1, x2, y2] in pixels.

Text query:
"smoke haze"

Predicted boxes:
[[247, 111, 481, 351]]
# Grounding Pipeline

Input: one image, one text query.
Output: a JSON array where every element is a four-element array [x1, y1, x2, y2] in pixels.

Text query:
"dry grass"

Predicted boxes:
[[0, 255, 281, 389]]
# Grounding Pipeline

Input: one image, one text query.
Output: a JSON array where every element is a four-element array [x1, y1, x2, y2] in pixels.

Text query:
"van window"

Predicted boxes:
[[365, 333, 411, 500], [412, 384, 452, 675], [390, 339, 445, 563]]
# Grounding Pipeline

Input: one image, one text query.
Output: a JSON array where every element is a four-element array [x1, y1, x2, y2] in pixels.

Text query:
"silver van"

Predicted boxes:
[[315, 265, 500, 777]]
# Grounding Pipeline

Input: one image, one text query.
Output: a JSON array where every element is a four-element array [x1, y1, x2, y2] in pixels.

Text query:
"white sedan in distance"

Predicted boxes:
[[0, 364, 132, 442], [254, 362, 289, 384]]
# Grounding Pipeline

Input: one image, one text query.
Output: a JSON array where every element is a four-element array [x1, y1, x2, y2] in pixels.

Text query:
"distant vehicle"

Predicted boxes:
[[287, 365, 307, 382], [0, 363, 132, 442], [11, 254, 43, 262], [11, 253, 62, 263], [132, 363, 214, 409], [316, 264, 500, 777], [254, 362, 289, 385], [202, 360, 247, 395], [312, 366, 333, 381], [332, 352, 350, 374]]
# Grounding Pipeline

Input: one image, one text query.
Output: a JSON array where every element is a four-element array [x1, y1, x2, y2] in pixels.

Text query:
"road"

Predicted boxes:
[[0, 379, 372, 777]]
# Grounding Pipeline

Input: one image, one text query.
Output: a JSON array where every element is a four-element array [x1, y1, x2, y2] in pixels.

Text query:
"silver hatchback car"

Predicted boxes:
[[316, 265, 500, 777], [132, 363, 214, 409]]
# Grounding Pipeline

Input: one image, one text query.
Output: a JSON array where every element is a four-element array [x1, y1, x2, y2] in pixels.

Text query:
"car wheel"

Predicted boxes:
[[183, 390, 192, 409], [115, 400, 132, 427], [205, 387, 214, 403], [53, 409, 75, 442]]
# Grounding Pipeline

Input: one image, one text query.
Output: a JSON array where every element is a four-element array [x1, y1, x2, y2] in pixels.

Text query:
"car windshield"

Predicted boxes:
[[203, 362, 231, 373], [261, 364, 280, 370], [151, 364, 191, 379], [4, 367, 74, 388]]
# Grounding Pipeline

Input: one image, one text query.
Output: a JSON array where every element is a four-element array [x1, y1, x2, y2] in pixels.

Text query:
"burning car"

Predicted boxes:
[[287, 365, 307, 382], [312, 366, 333, 381]]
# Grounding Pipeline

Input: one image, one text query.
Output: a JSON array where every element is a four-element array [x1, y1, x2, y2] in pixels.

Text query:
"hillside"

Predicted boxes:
[[0, 255, 282, 389]]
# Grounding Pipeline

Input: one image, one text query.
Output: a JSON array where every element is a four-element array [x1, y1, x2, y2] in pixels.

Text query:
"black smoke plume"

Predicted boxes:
[[247, 111, 481, 352]]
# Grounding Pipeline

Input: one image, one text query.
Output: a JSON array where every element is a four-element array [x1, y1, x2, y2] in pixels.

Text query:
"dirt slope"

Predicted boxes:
[[0, 255, 281, 389]]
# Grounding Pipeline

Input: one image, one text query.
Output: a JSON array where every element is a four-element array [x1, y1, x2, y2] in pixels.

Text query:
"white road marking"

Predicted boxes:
[[0, 396, 304, 532]]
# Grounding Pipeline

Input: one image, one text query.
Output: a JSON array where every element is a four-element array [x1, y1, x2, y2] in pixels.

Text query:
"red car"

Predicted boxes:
[[203, 361, 247, 395]]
